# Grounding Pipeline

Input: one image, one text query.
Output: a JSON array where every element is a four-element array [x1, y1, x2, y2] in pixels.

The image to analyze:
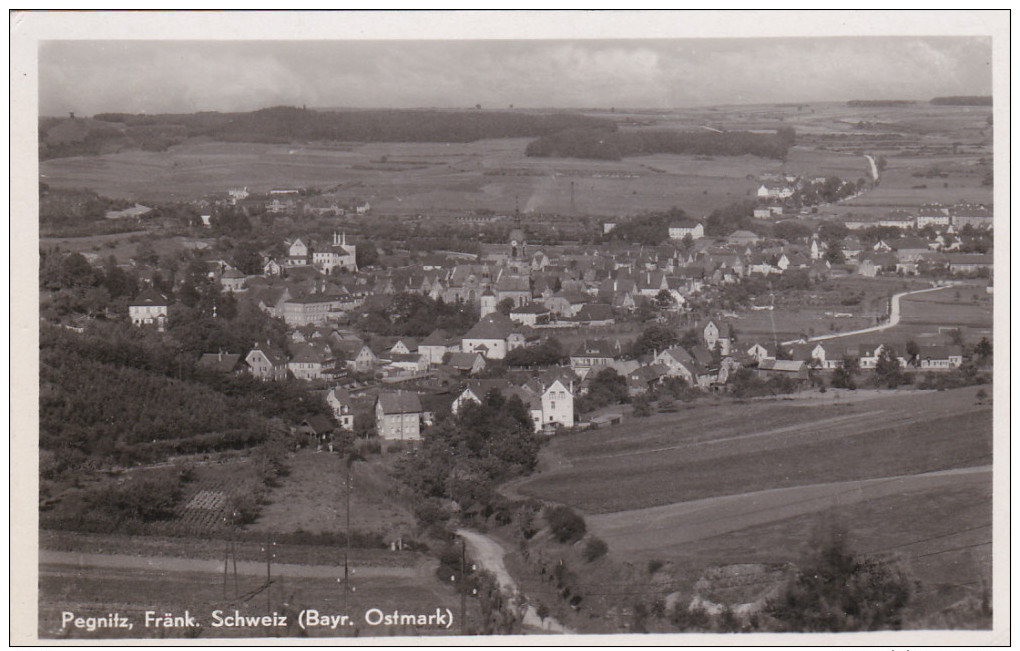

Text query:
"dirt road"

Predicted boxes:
[[587, 465, 991, 556], [782, 285, 948, 345], [456, 529, 574, 634]]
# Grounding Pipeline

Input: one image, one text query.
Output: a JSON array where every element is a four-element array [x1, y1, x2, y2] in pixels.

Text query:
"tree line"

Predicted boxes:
[[41, 108, 615, 159]]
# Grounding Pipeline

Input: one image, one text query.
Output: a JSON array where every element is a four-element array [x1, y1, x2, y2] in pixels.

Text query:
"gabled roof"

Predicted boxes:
[[573, 339, 619, 358], [302, 414, 334, 434], [420, 329, 454, 346], [464, 312, 515, 340], [197, 352, 242, 373], [129, 288, 169, 307], [377, 391, 422, 414], [575, 303, 614, 322], [248, 345, 289, 366]]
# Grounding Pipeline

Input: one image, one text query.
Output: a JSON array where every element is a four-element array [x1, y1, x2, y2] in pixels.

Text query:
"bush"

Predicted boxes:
[[545, 505, 587, 543], [91, 470, 184, 522], [582, 536, 609, 562], [647, 559, 664, 574]]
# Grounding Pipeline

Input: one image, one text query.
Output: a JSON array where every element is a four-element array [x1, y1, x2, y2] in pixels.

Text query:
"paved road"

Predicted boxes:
[[456, 529, 574, 634], [39, 549, 420, 579], [587, 465, 991, 556], [783, 285, 948, 345]]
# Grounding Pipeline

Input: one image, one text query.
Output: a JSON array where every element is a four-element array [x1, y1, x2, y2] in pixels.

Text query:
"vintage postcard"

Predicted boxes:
[[10, 10, 1009, 646]]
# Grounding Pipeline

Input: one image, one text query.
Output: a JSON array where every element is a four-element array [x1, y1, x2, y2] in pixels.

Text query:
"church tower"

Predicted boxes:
[[480, 288, 498, 319]]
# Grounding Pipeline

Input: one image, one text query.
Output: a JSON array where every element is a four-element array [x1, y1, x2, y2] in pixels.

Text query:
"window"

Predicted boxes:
[[551, 401, 556, 409]]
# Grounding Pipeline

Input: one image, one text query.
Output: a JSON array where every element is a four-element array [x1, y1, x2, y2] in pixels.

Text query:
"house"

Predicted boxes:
[[419, 329, 459, 365], [128, 289, 170, 330], [916, 204, 951, 228], [949, 204, 993, 230], [573, 303, 615, 326], [299, 414, 336, 450], [245, 344, 289, 381], [753, 208, 772, 219], [287, 238, 310, 266], [280, 293, 347, 326], [288, 343, 333, 381], [326, 387, 355, 430], [746, 342, 774, 363], [652, 347, 697, 384], [946, 253, 993, 275], [345, 344, 380, 373], [626, 363, 670, 395], [375, 391, 423, 441], [509, 303, 551, 326], [570, 339, 619, 380], [461, 312, 516, 360], [445, 352, 487, 376], [916, 344, 964, 369], [702, 320, 732, 355], [755, 358, 809, 382], [668, 222, 705, 241], [197, 351, 244, 374], [451, 380, 516, 415], [540, 379, 575, 431], [728, 230, 760, 246], [311, 232, 358, 274], [219, 267, 246, 293]]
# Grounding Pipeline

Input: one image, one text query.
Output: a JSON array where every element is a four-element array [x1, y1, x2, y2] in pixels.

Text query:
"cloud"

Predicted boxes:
[[38, 37, 992, 115]]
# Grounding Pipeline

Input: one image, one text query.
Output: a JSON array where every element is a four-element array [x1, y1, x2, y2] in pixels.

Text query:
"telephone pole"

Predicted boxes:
[[460, 536, 467, 635], [345, 454, 352, 614]]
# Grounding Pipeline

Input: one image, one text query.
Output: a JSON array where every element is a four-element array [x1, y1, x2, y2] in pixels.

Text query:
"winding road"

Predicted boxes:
[[782, 284, 948, 346], [456, 529, 574, 634]]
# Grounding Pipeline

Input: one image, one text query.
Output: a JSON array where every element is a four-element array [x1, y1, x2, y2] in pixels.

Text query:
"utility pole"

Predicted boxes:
[[460, 536, 467, 635], [344, 454, 352, 614], [570, 181, 575, 214]]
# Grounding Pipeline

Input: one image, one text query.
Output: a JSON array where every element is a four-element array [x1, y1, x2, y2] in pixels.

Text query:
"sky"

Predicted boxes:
[[38, 37, 992, 116]]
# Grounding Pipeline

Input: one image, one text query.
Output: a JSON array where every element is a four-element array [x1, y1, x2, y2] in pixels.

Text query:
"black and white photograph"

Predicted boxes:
[[11, 10, 1009, 645]]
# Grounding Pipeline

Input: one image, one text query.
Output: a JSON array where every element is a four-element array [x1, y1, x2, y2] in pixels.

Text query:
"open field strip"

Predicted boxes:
[[587, 466, 991, 557]]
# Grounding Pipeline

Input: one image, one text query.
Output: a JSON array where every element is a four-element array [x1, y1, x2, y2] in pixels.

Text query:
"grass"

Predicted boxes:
[[515, 387, 992, 514], [249, 449, 417, 541]]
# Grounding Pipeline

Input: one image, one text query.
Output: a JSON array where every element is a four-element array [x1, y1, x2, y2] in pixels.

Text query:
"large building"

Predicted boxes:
[[375, 391, 423, 441], [312, 232, 358, 274]]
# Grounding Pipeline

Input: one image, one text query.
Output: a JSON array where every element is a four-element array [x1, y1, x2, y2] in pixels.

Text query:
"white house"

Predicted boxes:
[[668, 223, 705, 241], [326, 387, 355, 431], [312, 232, 358, 274], [540, 379, 575, 430], [128, 289, 169, 331]]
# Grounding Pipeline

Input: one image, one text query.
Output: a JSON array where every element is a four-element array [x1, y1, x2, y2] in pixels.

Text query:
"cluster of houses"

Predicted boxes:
[[846, 203, 994, 232], [110, 208, 986, 446]]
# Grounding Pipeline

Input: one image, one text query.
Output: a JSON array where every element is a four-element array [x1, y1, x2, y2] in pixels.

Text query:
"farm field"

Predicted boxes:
[[813, 284, 992, 350], [512, 386, 992, 514], [249, 449, 417, 542], [39, 137, 772, 218], [592, 474, 991, 621]]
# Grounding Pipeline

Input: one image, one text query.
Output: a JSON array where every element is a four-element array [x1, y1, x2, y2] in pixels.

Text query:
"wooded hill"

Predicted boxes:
[[40, 107, 615, 159]]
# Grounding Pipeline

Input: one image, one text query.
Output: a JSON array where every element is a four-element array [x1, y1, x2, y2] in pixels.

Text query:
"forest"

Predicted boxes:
[[40, 107, 615, 159], [525, 127, 795, 161], [39, 321, 329, 474]]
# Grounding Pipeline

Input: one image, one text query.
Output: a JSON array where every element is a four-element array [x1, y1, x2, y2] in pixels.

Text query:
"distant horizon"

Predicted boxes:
[[39, 37, 992, 117], [41, 95, 994, 121]]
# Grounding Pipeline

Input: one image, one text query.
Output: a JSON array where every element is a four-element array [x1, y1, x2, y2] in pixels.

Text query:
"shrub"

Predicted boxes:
[[582, 536, 609, 562], [647, 559, 664, 574], [92, 470, 183, 522], [545, 505, 587, 543]]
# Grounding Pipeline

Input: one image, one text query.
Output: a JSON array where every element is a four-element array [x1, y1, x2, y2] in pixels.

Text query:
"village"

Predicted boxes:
[[94, 170, 995, 450]]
